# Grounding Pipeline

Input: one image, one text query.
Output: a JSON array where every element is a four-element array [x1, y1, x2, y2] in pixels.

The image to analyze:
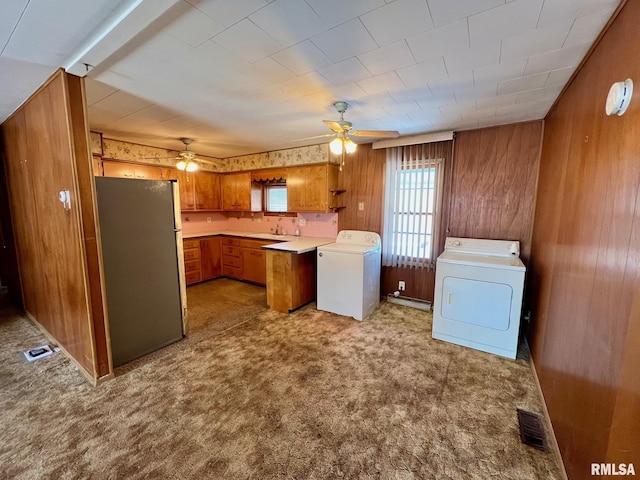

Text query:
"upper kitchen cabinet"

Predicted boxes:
[[222, 172, 261, 211], [287, 164, 339, 213], [101, 159, 163, 180], [166, 170, 221, 212]]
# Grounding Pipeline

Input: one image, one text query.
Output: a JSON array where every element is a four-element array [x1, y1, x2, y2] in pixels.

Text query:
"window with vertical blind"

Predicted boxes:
[[382, 144, 444, 269]]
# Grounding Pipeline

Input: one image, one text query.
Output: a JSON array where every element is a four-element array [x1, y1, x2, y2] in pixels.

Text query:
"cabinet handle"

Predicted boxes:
[[123, 173, 134, 177]]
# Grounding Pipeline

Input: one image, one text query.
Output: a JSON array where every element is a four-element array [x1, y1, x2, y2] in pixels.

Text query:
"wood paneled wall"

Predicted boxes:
[[529, 1, 640, 477], [447, 121, 543, 264], [1, 70, 109, 381], [337, 126, 541, 304]]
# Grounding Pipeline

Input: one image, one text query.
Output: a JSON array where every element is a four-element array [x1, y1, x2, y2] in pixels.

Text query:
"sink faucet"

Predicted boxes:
[[274, 224, 280, 235]]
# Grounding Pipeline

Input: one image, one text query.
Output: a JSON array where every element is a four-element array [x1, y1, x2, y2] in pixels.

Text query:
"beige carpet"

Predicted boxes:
[[0, 279, 562, 479]]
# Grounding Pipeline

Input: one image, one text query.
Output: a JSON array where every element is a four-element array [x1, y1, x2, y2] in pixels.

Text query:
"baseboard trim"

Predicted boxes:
[[529, 352, 569, 480], [386, 294, 432, 311]]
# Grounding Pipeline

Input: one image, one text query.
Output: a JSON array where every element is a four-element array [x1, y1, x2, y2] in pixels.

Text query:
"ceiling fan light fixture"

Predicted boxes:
[[344, 138, 357, 154], [176, 160, 187, 171], [329, 137, 343, 155], [186, 161, 198, 172]]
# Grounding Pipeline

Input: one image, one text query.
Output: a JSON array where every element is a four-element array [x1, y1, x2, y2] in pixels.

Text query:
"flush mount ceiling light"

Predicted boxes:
[[605, 79, 633, 116], [175, 138, 199, 172]]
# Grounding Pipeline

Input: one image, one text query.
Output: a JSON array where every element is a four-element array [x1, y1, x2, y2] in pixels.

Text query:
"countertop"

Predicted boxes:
[[182, 230, 334, 254]]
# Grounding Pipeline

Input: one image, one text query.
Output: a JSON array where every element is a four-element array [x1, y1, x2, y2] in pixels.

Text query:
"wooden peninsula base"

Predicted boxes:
[[266, 249, 316, 313]]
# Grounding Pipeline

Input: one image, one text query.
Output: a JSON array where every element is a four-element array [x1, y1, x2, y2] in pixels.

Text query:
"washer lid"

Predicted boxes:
[[317, 242, 381, 254], [437, 251, 525, 271]]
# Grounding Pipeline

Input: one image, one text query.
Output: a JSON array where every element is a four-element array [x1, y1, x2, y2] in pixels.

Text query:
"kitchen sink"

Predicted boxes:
[[246, 233, 296, 241]]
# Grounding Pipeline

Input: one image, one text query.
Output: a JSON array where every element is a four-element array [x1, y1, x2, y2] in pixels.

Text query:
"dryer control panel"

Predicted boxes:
[[444, 237, 519, 257]]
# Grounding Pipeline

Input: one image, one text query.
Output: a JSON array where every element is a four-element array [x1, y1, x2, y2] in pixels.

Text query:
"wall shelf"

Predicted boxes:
[[329, 206, 346, 211], [329, 189, 346, 197]]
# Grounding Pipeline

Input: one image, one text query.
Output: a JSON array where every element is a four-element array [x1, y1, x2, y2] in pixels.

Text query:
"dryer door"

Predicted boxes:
[[440, 276, 512, 330]]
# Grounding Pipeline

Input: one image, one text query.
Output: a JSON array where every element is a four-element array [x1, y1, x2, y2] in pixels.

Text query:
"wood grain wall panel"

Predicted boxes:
[[448, 122, 542, 264], [66, 75, 110, 378], [529, 1, 640, 476], [338, 142, 453, 302], [1, 70, 100, 380]]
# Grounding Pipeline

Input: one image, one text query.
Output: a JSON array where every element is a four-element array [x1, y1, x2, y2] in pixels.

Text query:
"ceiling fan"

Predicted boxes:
[[174, 137, 199, 172], [300, 101, 400, 169]]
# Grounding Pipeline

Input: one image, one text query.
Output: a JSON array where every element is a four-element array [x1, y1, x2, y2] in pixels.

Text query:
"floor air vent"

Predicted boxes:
[[517, 408, 547, 451]]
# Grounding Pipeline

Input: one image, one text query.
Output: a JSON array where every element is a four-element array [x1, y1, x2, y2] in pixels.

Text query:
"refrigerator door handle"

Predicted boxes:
[[174, 228, 182, 232]]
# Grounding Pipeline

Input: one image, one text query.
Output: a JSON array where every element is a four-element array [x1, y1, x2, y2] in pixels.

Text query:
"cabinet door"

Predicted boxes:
[[286, 167, 306, 211], [134, 164, 162, 180], [221, 174, 237, 210], [92, 156, 103, 176], [222, 172, 252, 210], [102, 160, 136, 179], [304, 165, 329, 211], [166, 168, 195, 210], [241, 248, 266, 285], [195, 172, 221, 210], [200, 237, 222, 280]]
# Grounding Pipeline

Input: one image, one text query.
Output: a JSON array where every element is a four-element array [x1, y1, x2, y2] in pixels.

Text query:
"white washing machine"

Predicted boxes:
[[317, 230, 381, 321], [432, 237, 525, 359]]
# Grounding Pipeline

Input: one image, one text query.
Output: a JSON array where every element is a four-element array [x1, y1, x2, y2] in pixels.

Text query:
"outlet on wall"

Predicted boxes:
[[299, 218, 306, 226], [206, 216, 212, 223], [398, 281, 405, 291]]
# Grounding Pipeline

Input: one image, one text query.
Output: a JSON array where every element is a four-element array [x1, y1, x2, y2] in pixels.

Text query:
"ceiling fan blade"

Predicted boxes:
[[350, 129, 400, 138], [290, 133, 336, 142], [322, 120, 344, 133]]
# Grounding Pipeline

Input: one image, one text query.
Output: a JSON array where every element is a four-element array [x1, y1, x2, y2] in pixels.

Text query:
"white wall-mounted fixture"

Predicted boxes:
[[58, 190, 71, 211], [605, 79, 633, 116]]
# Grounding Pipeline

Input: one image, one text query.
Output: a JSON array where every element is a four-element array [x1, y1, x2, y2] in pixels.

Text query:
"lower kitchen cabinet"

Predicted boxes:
[[221, 237, 242, 279], [240, 239, 271, 285], [200, 237, 222, 280], [183, 239, 202, 285], [265, 249, 316, 312]]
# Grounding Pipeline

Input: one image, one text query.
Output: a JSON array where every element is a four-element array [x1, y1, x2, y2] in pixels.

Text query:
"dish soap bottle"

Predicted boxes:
[[295, 226, 301, 237]]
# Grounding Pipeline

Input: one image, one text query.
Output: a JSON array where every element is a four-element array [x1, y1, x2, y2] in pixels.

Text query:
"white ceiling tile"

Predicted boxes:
[[317, 58, 372, 86], [563, 9, 612, 48], [476, 92, 518, 109], [305, 0, 386, 28], [311, 19, 378, 63], [524, 43, 591, 76], [357, 71, 404, 95], [250, 0, 326, 45], [158, 2, 225, 47], [92, 90, 154, 121], [500, 21, 572, 63], [473, 58, 526, 85], [360, 0, 434, 47], [186, 0, 269, 27], [383, 101, 423, 116], [85, 78, 119, 107], [325, 83, 368, 103], [396, 57, 448, 89], [537, 0, 619, 28], [516, 85, 563, 104], [416, 92, 456, 110], [468, 0, 544, 46], [241, 57, 296, 85], [406, 19, 469, 63], [497, 72, 548, 95], [279, 72, 327, 97], [390, 87, 436, 104], [0, 1, 29, 50], [211, 19, 283, 63], [270, 40, 333, 75], [444, 42, 500, 76], [426, 0, 505, 28], [3, 0, 119, 66], [545, 66, 575, 87], [358, 41, 415, 76]]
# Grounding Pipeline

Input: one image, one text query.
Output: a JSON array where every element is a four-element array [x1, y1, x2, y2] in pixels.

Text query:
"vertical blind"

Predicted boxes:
[[382, 144, 444, 270]]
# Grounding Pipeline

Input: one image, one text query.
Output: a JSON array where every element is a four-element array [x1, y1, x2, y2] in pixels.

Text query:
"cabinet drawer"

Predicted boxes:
[[239, 239, 277, 249], [222, 245, 240, 257], [183, 248, 200, 261], [185, 271, 201, 285], [183, 239, 200, 249], [184, 259, 201, 273], [221, 237, 240, 246], [223, 265, 241, 279], [222, 255, 241, 268]]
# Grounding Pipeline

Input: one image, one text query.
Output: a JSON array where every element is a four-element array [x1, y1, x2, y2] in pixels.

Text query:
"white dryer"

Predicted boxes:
[[317, 230, 381, 321], [432, 237, 525, 359]]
